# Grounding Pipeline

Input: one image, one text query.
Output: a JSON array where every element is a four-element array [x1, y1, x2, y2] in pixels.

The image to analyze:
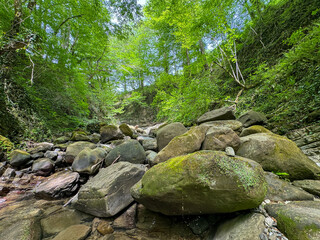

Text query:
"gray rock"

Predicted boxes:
[[31, 152, 44, 159], [142, 138, 157, 151], [292, 179, 320, 197], [156, 122, 187, 151], [72, 147, 106, 174], [32, 158, 55, 176], [225, 146, 235, 157], [113, 203, 137, 229], [10, 150, 31, 167], [197, 106, 236, 124], [0, 161, 6, 176], [65, 141, 96, 164], [105, 140, 145, 166], [44, 151, 58, 160], [200, 120, 243, 133], [202, 127, 240, 151], [146, 151, 158, 165], [100, 125, 124, 143], [73, 162, 146, 217], [265, 172, 314, 201], [238, 110, 268, 128], [89, 133, 101, 143], [34, 170, 79, 199], [2, 167, 15, 178], [29, 142, 54, 154]]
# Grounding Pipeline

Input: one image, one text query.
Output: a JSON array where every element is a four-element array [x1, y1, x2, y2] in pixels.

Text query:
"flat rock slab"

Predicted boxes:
[[73, 162, 146, 217], [293, 180, 320, 197], [197, 107, 236, 124], [34, 171, 79, 199], [266, 201, 320, 240], [52, 224, 91, 240]]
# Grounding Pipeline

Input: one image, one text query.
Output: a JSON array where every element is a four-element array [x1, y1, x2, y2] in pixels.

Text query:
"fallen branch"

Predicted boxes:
[[111, 155, 121, 165]]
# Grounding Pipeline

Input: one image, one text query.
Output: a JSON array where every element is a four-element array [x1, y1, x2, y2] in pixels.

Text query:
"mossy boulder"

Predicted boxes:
[[65, 141, 96, 164], [131, 151, 267, 215], [237, 133, 320, 180], [202, 127, 240, 151], [266, 201, 320, 240], [10, 150, 31, 167], [100, 125, 124, 143], [0, 135, 14, 161], [54, 136, 70, 145], [119, 123, 133, 137], [70, 130, 90, 142], [156, 122, 187, 151], [240, 125, 272, 137], [105, 140, 145, 166], [72, 147, 107, 174], [238, 110, 267, 128], [154, 126, 207, 165], [197, 106, 236, 124]]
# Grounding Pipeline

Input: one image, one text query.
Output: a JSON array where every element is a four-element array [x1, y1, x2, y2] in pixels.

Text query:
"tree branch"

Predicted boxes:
[[55, 14, 83, 35]]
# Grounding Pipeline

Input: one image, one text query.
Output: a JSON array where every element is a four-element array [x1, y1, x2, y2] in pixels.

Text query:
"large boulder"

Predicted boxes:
[[34, 171, 79, 199], [236, 133, 320, 180], [131, 151, 267, 215], [100, 125, 124, 143], [105, 140, 145, 166], [201, 127, 241, 151], [32, 158, 55, 176], [197, 107, 236, 124], [10, 150, 31, 167], [153, 126, 207, 165], [72, 147, 106, 174], [265, 172, 314, 201], [65, 141, 96, 164], [238, 110, 267, 128], [292, 180, 320, 197], [156, 122, 187, 151], [266, 201, 320, 240], [200, 120, 243, 133], [73, 162, 146, 217]]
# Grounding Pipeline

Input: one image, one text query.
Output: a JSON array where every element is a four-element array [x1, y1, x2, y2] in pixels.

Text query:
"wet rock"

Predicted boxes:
[[105, 140, 145, 166], [265, 172, 314, 201], [132, 151, 267, 215], [153, 126, 207, 165], [73, 162, 146, 217], [113, 203, 137, 229], [292, 179, 320, 197], [52, 224, 91, 240], [100, 125, 124, 143], [202, 127, 240, 151], [34, 170, 79, 199], [10, 150, 31, 167], [72, 147, 107, 175], [32, 158, 55, 176], [237, 133, 320, 180], [200, 120, 243, 133], [238, 110, 267, 128], [197, 106, 236, 124], [65, 141, 96, 164], [156, 122, 187, 151], [240, 125, 272, 137]]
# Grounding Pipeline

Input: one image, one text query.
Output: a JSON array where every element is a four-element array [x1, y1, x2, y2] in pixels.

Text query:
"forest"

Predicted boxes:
[[0, 0, 319, 141]]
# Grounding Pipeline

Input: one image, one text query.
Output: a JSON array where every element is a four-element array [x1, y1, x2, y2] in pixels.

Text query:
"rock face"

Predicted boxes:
[[201, 127, 240, 151], [266, 201, 320, 240], [34, 171, 79, 199], [265, 172, 314, 201], [32, 158, 55, 176], [105, 140, 146, 166], [237, 133, 320, 180], [65, 141, 96, 164], [212, 213, 265, 240], [154, 126, 207, 165], [100, 125, 124, 143], [72, 147, 106, 174], [73, 162, 146, 217], [156, 122, 187, 151], [131, 151, 267, 215], [10, 150, 31, 167], [240, 125, 272, 137], [197, 107, 236, 124], [292, 180, 320, 197], [238, 110, 267, 128]]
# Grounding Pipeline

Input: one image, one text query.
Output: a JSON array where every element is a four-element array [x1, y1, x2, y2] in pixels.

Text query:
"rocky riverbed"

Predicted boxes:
[[1, 107, 320, 240]]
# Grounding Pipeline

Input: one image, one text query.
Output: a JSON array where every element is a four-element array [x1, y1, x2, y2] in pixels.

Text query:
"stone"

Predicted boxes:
[[153, 126, 207, 165], [265, 172, 314, 201], [72, 147, 106, 174], [131, 151, 267, 215], [201, 127, 241, 151], [65, 141, 96, 164], [156, 122, 188, 150], [10, 150, 31, 167], [113, 203, 137, 229], [237, 133, 320, 180], [44, 150, 58, 160], [54, 136, 70, 144], [97, 220, 114, 235], [31, 152, 44, 159], [238, 110, 268, 128], [32, 158, 55, 176], [34, 170, 79, 199], [105, 140, 146, 166], [0, 161, 7, 176], [0, 218, 42, 240], [2, 167, 15, 178], [0, 185, 10, 196], [292, 180, 320, 197], [146, 151, 157, 165], [73, 162, 146, 217], [89, 133, 101, 143], [240, 125, 272, 137], [29, 142, 54, 154], [266, 201, 320, 240], [70, 130, 90, 141], [197, 106, 236, 124], [100, 125, 124, 143], [225, 146, 235, 156], [210, 213, 265, 240], [188, 216, 210, 235], [52, 224, 91, 240], [119, 123, 134, 137], [142, 138, 157, 151], [200, 120, 243, 133]]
